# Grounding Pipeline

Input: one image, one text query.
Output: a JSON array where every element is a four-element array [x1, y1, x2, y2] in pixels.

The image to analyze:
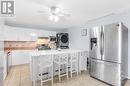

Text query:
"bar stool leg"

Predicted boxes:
[[40, 70, 43, 86], [78, 53, 81, 75], [33, 80, 35, 86], [59, 65, 61, 82], [70, 63, 72, 78], [51, 66, 53, 85], [66, 64, 68, 79], [77, 61, 79, 76], [52, 79, 53, 85], [77, 64, 78, 76]]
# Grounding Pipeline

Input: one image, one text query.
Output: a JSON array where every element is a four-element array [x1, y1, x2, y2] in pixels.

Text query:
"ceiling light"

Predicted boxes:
[[49, 15, 54, 21], [54, 15, 59, 22], [39, 6, 70, 22], [55, 7, 60, 14], [49, 15, 59, 22]]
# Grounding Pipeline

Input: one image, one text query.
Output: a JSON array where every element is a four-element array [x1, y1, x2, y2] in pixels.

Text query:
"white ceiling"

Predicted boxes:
[[5, 0, 130, 30]]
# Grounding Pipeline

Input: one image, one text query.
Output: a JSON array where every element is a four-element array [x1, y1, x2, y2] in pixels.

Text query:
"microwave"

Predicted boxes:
[[49, 36, 56, 42]]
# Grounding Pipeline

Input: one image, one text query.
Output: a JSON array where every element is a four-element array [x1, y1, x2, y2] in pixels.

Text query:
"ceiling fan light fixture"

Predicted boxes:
[[55, 7, 61, 14], [54, 15, 59, 22], [50, 6, 61, 14], [49, 15, 54, 21], [49, 15, 59, 22], [39, 6, 70, 22]]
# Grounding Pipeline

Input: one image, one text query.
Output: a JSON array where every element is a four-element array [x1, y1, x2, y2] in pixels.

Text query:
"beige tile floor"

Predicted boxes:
[[4, 65, 130, 86]]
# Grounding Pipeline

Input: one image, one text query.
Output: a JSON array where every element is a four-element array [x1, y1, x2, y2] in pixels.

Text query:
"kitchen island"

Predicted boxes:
[[30, 49, 88, 86]]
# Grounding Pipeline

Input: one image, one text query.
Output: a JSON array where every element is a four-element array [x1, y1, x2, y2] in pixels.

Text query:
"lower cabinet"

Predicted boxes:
[[0, 67, 3, 86], [11, 51, 30, 66]]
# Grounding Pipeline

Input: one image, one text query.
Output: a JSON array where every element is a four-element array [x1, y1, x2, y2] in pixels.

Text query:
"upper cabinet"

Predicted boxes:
[[0, 26, 4, 41], [4, 28, 19, 41], [0, 18, 4, 41], [3, 26, 56, 41]]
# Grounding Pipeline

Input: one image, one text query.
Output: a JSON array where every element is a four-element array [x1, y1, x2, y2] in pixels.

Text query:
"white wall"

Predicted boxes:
[[68, 27, 89, 50], [67, 10, 130, 78]]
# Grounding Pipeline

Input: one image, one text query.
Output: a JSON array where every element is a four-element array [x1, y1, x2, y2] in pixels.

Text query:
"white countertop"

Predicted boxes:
[[30, 49, 88, 56]]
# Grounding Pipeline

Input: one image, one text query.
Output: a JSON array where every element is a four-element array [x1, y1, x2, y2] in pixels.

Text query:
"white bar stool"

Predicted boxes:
[[70, 52, 79, 78], [78, 51, 88, 74], [38, 54, 53, 86], [54, 53, 69, 82]]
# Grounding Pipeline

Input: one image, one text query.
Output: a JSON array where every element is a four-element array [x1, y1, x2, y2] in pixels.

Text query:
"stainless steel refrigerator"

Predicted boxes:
[[89, 23, 128, 86]]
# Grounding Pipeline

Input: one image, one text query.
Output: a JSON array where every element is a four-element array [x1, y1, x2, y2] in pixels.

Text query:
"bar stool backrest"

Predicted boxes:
[[38, 54, 53, 65], [80, 51, 87, 58], [70, 52, 79, 61], [54, 53, 68, 63]]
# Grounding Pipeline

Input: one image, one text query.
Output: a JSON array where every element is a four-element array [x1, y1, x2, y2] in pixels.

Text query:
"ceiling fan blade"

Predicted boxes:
[[38, 10, 51, 15], [58, 12, 71, 17], [56, 8, 71, 17], [38, 11, 48, 13]]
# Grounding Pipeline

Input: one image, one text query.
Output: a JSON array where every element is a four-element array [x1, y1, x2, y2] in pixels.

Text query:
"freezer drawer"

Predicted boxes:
[[90, 59, 121, 86]]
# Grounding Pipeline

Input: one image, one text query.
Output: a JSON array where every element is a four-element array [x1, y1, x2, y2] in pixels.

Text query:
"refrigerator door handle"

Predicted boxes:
[[100, 28, 103, 56], [101, 27, 104, 59]]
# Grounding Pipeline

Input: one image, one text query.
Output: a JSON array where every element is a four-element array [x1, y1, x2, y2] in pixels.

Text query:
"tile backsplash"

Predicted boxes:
[[4, 41, 37, 51]]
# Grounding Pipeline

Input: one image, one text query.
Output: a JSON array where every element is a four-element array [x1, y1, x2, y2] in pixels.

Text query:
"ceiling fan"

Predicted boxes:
[[39, 6, 71, 22]]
